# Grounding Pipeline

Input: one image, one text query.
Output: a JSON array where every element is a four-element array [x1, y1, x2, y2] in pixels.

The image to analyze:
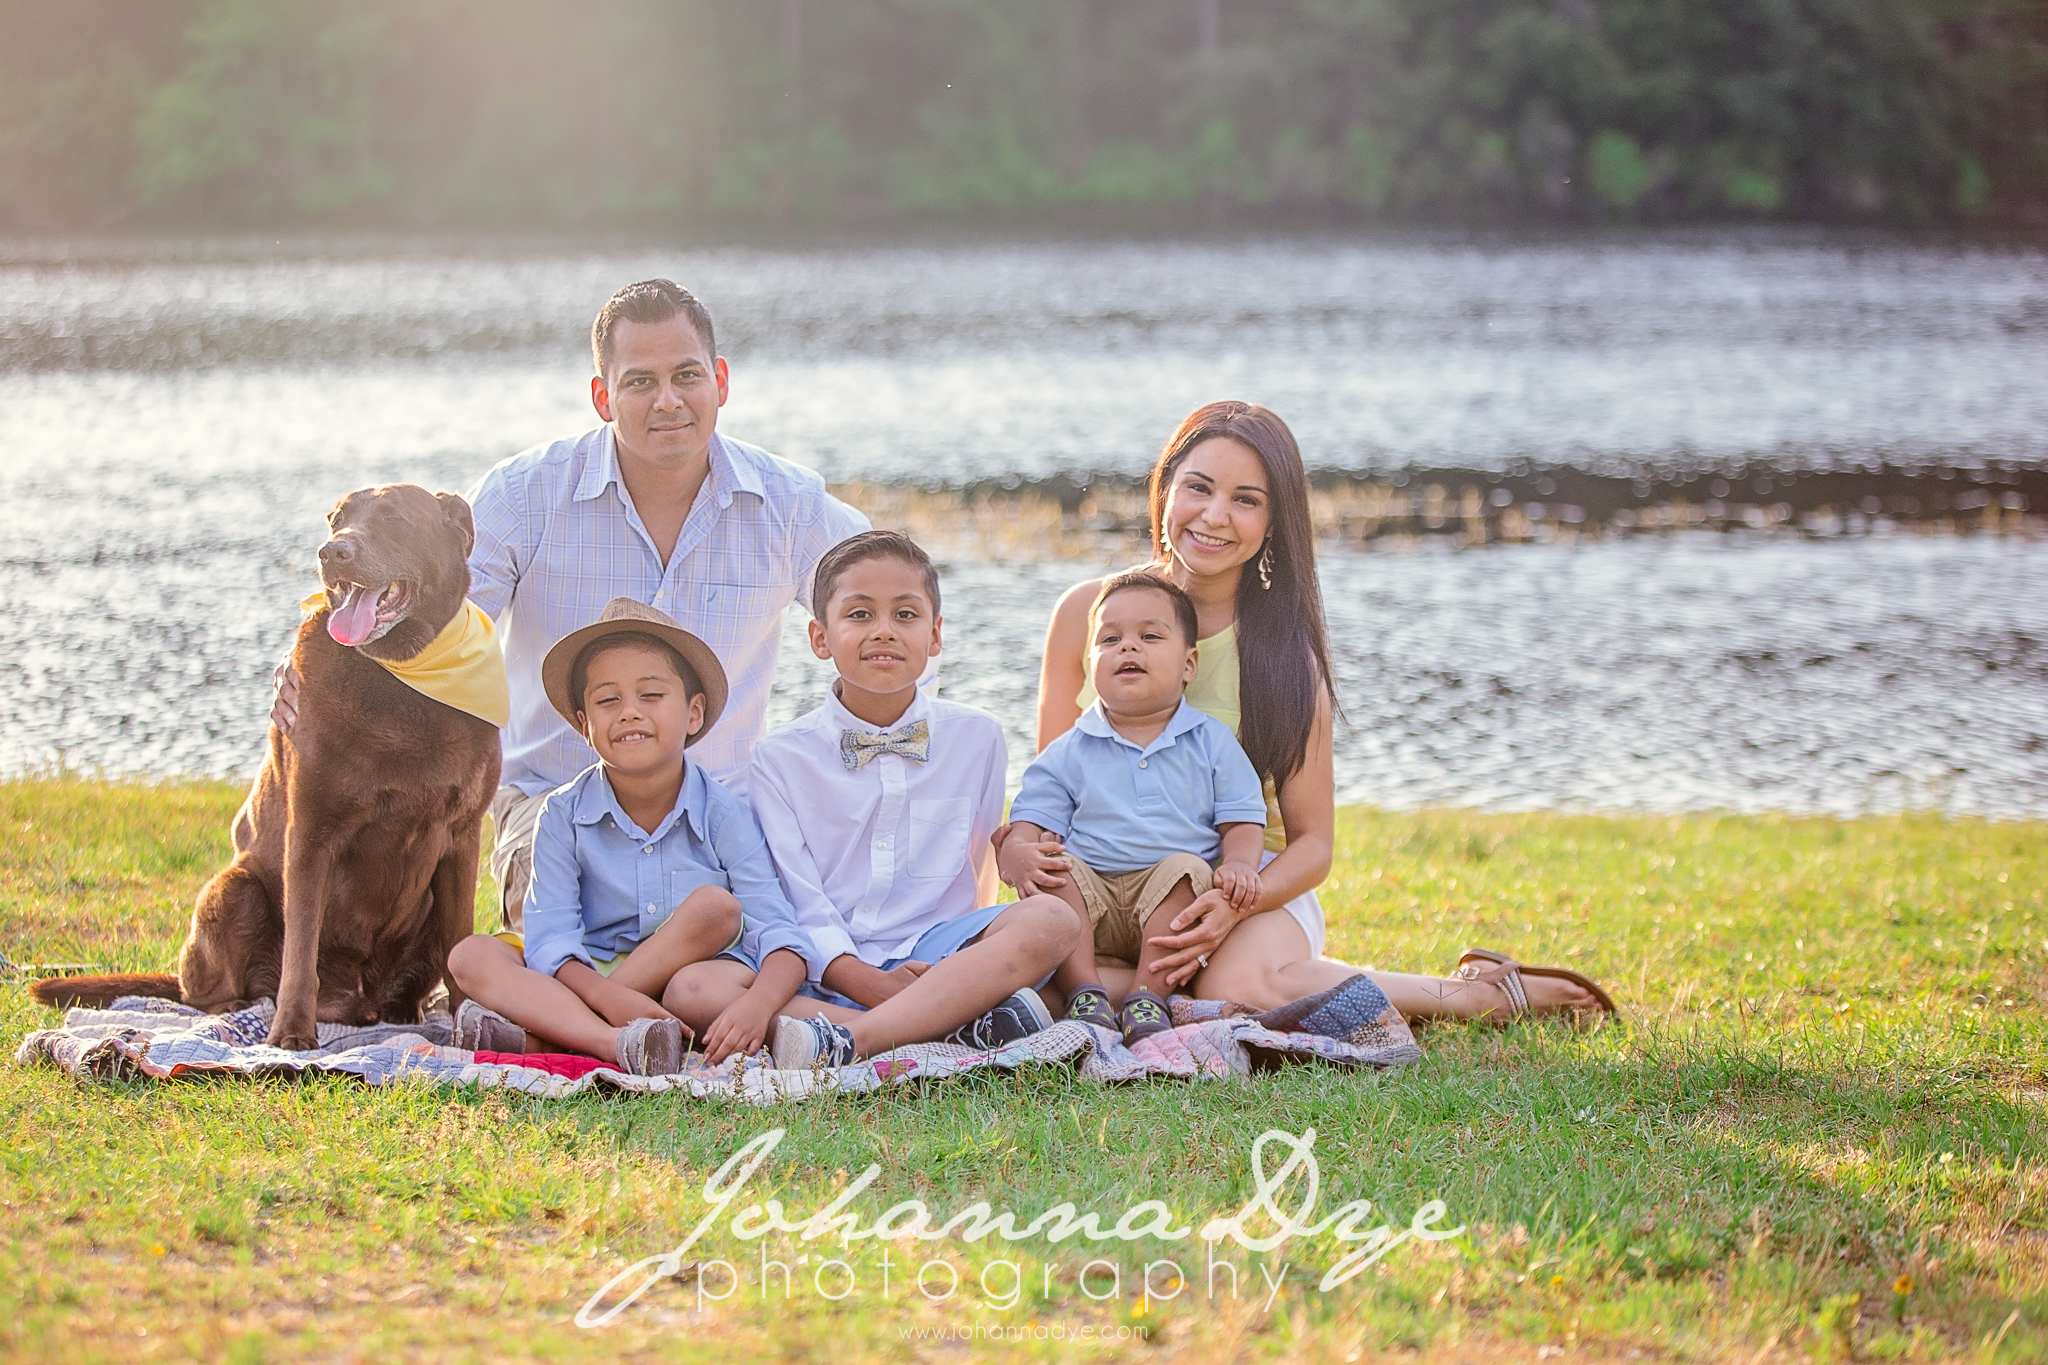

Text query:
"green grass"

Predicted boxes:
[[1, 778, 2042, 1363]]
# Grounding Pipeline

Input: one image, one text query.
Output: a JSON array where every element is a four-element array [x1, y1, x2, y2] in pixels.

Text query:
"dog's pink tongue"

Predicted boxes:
[[327, 586, 380, 647]]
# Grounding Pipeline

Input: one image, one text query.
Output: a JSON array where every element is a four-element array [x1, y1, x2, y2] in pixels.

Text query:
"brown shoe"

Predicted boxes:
[[453, 999, 526, 1053], [1454, 948, 1617, 1023], [615, 1016, 686, 1075]]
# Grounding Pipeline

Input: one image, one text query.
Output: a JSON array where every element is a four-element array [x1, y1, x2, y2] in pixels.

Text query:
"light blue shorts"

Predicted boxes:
[[798, 901, 1011, 1010]]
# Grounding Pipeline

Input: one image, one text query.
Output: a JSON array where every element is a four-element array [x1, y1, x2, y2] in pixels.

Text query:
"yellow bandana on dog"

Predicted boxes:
[[300, 593, 510, 727]]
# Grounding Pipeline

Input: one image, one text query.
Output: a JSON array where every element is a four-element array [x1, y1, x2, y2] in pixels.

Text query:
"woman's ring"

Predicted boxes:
[[1196, 954, 1210, 969]]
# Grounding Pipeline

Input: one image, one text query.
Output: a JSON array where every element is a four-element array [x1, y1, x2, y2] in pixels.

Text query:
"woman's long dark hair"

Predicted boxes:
[[1147, 401, 1337, 788]]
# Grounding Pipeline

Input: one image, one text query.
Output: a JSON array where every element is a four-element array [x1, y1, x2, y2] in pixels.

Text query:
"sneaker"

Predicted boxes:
[[945, 987, 1054, 1051], [1064, 986, 1117, 1034], [771, 1013, 859, 1069], [614, 1016, 686, 1076], [1118, 987, 1172, 1045], [453, 999, 526, 1053]]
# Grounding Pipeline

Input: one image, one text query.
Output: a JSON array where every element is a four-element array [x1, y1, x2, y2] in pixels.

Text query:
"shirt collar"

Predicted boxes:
[[573, 428, 763, 507], [574, 759, 710, 842], [572, 425, 623, 503], [713, 432, 766, 503], [1075, 697, 1205, 753], [824, 682, 932, 736]]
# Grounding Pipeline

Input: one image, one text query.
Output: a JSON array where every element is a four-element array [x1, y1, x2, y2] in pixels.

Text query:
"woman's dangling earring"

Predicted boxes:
[[1258, 542, 1273, 591]]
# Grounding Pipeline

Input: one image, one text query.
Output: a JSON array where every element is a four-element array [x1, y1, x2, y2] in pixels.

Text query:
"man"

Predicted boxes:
[[278, 280, 867, 930], [471, 280, 867, 928]]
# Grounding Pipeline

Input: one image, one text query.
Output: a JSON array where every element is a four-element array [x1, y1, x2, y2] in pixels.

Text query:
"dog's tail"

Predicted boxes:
[[27, 973, 182, 1009]]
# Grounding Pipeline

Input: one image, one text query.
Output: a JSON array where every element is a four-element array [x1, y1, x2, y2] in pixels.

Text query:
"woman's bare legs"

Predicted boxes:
[[1195, 909, 1599, 1019]]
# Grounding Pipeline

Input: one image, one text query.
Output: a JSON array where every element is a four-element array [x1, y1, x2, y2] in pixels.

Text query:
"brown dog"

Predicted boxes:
[[33, 485, 502, 1050]]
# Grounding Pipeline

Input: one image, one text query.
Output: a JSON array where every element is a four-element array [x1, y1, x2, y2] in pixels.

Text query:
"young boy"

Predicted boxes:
[[1000, 572, 1268, 1045], [747, 530, 1080, 1067], [446, 598, 820, 1074]]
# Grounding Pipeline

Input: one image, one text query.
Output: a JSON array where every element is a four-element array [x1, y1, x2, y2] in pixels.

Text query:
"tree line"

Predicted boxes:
[[2, 0, 2043, 232]]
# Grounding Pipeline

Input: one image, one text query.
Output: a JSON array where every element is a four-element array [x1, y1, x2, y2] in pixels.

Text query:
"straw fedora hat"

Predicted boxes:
[[541, 598, 729, 746]]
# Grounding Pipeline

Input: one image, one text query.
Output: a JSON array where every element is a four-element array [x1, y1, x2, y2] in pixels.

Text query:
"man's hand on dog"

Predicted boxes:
[[271, 657, 300, 732]]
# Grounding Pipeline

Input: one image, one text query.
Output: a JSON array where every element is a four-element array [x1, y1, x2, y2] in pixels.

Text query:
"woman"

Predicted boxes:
[[1028, 401, 1610, 1022]]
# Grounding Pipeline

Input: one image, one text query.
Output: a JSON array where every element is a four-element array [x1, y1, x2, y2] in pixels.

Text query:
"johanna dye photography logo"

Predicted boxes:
[[578, 1126, 1464, 1328]]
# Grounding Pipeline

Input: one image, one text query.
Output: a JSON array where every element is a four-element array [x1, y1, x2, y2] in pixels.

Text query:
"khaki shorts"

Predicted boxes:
[[1066, 852, 1212, 963], [487, 785, 549, 933]]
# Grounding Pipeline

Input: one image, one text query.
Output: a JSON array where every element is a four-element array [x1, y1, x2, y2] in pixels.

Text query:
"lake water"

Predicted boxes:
[[2, 231, 2044, 817]]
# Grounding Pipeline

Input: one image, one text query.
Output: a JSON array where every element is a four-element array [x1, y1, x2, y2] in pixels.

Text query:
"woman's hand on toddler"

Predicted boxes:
[[1212, 860, 1262, 912], [1147, 888, 1245, 988], [996, 825, 1071, 894]]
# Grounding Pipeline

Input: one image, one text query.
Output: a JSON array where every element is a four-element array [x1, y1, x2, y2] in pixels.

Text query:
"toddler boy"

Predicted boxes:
[[1000, 572, 1267, 1044]]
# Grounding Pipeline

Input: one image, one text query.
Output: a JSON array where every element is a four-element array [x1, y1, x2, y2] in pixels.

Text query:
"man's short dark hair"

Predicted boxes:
[[591, 279, 717, 378], [811, 530, 941, 621], [569, 631, 703, 714], [1092, 571, 1199, 648]]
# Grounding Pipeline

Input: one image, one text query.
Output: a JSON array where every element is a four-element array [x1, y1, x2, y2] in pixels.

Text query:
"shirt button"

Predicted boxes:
[[642, 845, 654, 855], [645, 902, 656, 914], [1138, 758, 1148, 769]]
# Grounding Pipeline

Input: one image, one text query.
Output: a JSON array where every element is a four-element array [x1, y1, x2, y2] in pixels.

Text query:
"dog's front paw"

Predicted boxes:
[[267, 1019, 319, 1052]]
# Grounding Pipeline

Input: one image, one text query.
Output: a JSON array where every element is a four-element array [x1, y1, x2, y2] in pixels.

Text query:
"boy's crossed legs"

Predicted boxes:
[[679, 893, 1078, 1062], [446, 885, 741, 1067]]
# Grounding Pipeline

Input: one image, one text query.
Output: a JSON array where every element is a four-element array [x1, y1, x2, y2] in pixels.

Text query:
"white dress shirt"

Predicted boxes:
[[466, 425, 869, 798], [748, 686, 1008, 978]]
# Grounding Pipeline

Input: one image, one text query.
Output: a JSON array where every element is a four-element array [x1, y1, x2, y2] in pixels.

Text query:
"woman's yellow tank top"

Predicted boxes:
[[1075, 621, 1287, 853]]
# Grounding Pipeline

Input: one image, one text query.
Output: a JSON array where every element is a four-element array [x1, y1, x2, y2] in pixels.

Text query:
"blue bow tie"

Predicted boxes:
[[839, 718, 931, 771]]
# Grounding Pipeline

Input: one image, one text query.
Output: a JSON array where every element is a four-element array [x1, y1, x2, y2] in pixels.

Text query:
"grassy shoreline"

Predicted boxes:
[[1, 778, 2042, 1363]]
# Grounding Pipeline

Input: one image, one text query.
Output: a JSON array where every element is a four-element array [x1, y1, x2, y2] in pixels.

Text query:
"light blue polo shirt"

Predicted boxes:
[[1010, 699, 1268, 875]]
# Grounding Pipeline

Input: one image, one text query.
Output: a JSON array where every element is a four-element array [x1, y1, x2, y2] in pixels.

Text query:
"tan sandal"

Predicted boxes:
[[1454, 948, 1618, 1023]]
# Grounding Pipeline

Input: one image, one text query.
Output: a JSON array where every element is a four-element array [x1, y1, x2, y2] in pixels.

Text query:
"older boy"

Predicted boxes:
[[1000, 573, 1267, 1045], [746, 531, 1078, 1067], [446, 599, 819, 1073]]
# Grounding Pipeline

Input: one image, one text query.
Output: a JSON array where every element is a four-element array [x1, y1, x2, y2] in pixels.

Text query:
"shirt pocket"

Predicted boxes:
[[697, 579, 786, 633], [904, 797, 971, 882]]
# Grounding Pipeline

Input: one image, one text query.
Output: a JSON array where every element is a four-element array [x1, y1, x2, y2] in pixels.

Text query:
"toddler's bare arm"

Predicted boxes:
[[1213, 821, 1266, 911], [997, 821, 1070, 893]]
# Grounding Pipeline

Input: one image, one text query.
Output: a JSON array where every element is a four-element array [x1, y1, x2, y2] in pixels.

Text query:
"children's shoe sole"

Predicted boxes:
[[1008, 987, 1054, 1035], [771, 1014, 857, 1069], [617, 1017, 684, 1076], [770, 1014, 822, 1069]]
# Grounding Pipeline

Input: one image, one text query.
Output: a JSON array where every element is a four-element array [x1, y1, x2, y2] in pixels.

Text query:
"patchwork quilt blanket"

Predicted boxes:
[[16, 975, 1420, 1104]]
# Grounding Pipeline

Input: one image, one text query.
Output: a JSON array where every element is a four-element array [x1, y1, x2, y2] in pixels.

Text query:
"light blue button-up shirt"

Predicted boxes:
[[1009, 699, 1268, 875], [521, 759, 819, 980], [467, 426, 868, 799]]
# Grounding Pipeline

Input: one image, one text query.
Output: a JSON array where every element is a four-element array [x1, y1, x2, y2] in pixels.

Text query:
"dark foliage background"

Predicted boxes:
[[2, 0, 2044, 230]]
